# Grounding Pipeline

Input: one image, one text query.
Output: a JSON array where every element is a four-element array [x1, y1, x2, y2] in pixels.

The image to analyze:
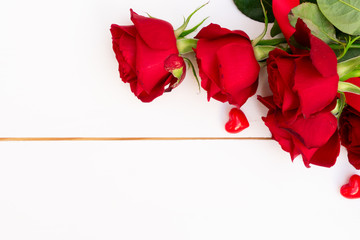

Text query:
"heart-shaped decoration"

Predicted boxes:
[[225, 108, 249, 134], [340, 174, 360, 199]]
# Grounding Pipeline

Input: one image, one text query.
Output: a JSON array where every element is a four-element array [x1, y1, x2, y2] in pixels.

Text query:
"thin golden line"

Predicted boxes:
[[0, 137, 272, 142]]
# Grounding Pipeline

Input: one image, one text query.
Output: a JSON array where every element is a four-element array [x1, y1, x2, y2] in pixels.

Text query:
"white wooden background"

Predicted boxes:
[[0, 0, 360, 239]]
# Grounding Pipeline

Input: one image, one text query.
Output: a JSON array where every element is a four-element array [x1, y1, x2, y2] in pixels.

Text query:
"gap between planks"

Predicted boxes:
[[0, 137, 272, 142]]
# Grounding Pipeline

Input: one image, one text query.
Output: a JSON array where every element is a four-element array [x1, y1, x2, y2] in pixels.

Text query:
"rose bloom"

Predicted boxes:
[[340, 107, 360, 169], [259, 20, 341, 167], [259, 96, 340, 168], [194, 24, 260, 107], [266, 19, 338, 120], [110, 10, 185, 102]]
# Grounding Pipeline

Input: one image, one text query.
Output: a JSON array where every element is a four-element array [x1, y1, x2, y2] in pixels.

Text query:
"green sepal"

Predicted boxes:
[[184, 57, 201, 92], [253, 45, 277, 61], [257, 38, 287, 46], [179, 17, 209, 38], [339, 69, 360, 82], [331, 92, 346, 118], [174, 2, 209, 38], [172, 67, 184, 80], [270, 20, 282, 38], [337, 55, 360, 79], [338, 81, 360, 95], [176, 38, 198, 54], [251, 0, 268, 47]]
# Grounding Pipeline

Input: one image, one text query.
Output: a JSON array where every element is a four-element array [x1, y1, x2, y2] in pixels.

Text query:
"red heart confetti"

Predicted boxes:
[[225, 108, 249, 134], [340, 174, 360, 199]]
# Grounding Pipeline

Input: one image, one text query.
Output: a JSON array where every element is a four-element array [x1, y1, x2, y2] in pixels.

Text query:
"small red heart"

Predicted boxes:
[[340, 174, 360, 199], [225, 108, 249, 134]]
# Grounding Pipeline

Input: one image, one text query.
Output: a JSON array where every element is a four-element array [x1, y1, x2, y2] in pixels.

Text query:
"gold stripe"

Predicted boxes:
[[0, 137, 272, 142]]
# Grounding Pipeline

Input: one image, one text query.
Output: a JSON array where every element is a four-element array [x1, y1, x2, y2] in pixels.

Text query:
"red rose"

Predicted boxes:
[[273, 0, 299, 41], [259, 96, 340, 168], [340, 107, 360, 169], [110, 10, 185, 102], [266, 20, 338, 119], [194, 24, 260, 107]]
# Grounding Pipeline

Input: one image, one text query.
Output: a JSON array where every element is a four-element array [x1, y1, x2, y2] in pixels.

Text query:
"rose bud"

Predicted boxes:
[[340, 107, 360, 170], [194, 23, 260, 108], [110, 10, 185, 102], [164, 54, 186, 91]]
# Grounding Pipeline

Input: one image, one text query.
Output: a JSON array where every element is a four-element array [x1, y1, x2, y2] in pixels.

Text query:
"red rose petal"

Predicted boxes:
[[110, 24, 137, 82], [130, 9, 177, 50], [272, 0, 299, 41], [309, 130, 340, 168], [195, 23, 250, 41], [344, 78, 360, 113], [135, 36, 174, 94], [293, 57, 338, 117], [310, 35, 338, 78], [285, 112, 338, 149], [216, 43, 259, 107]]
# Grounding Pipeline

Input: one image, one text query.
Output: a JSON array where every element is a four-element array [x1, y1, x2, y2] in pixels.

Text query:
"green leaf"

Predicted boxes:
[[270, 20, 282, 37], [317, 0, 360, 35], [288, 3, 338, 44], [233, 0, 274, 23]]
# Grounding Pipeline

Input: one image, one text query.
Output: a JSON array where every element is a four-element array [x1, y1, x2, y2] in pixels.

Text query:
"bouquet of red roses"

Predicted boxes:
[[111, 0, 360, 198]]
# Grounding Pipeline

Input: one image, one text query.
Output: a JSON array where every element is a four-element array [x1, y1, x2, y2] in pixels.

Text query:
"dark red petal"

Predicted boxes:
[[283, 112, 338, 148], [273, 56, 300, 112], [291, 136, 318, 167], [293, 57, 338, 117], [257, 95, 277, 110], [310, 130, 340, 168], [130, 9, 177, 50], [110, 24, 137, 82], [273, 0, 299, 41], [262, 111, 300, 160], [348, 147, 360, 170], [345, 78, 360, 113], [293, 18, 311, 48]]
